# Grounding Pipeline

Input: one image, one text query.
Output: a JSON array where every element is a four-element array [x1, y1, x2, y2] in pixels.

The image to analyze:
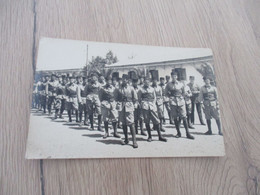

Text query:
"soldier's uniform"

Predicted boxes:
[[117, 74, 138, 148], [99, 76, 120, 138], [152, 80, 166, 132], [198, 76, 222, 135], [77, 76, 88, 125], [85, 73, 102, 131], [66, 74, 79, 122], [183, 84, 195, 129], [46, 73, 59, 115], [187, 77, 205, 125], [165, 71, 194, 139], [139, 77, 167, 142], [36, 79, 43, 110], [132, 78, 146, 136], [41, 75, 49, 114], [54, 76, 67, 119]]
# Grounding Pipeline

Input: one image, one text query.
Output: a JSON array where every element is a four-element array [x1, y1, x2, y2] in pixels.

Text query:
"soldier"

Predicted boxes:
[[139, 75, 144, 87], [99, 75, 120, 138], [65, 74, 79, 122], [183, 83, 195, 129], [165, 75, 170, 84], [139, 76, 167, 142], [152, 78, 166, 132], [42, 74, 50, 114], [36, 76, 43, 111], [77, 74, 88, 126], [132, 78, 146, 136], [187, 76, 205, 125], [117, 74, 138, 148], [198, 76, 222, 135], [159, 77, 173, 124], [165, 71, 194, 139], [46, 73, 60, 115], [99, 75, 106, 87], [112, 77, 119, 88], [85, 73, 103, 131]]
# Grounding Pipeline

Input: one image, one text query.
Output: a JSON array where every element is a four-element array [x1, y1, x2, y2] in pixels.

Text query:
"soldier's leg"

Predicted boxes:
[[94, 97, 103, 132], [143, 109, 152, 141], [134, 109, 139, 134], [139, 118, 146, 136], [59, 99, 65, 118], [157, 104, 165, 132], [171, 105, 181, 137], [47, 96, 52, 114], [86, 100, 94, 130], [204, 105, 213, 135], [191, 101, 195, 124], [110, 106, 120, 138], [150, 110, 167, 142], [103, 121, 109, 138], [196, 103, 205, 125], [186, 103, 194, 129], [212, 106, 222, 135], [165, 102, 173, 124], [216, 119, 222, 135], [54, 98, 61, 119], [145, 122, 152, 142], [179, 105, 194, 139], [122, 125, 129, 144]]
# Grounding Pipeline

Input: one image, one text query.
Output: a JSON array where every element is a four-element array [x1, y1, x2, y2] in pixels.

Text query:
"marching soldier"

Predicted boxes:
[[198, 76, 222, 135], [187, 76, 205, 125], [77, 74, 88, 126], [159, 77, 173, 124], [183, 83, 195, 129], [165, 71, 194, 139], [117, 74, 138, 148], [99, 75, 120, 138], [36, 76, 44, 111], [41, 75, 49, 114], [85, 73, 103, 131], [66, 74, 79, 122], [99, 75, 106, 87], [132, 78, 146, 136], [152, 78, 166, 132], [54, 74, 67, 119], [165, 75, 170, 84], [139, 76, 167, 142], [46, 73, 59, 115]]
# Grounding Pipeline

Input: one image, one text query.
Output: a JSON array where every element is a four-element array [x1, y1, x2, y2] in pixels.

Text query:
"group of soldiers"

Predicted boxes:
[[32, 70, 223, 149]]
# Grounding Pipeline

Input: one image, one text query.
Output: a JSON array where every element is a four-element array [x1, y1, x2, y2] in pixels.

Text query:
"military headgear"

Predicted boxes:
[[189, 76, 195, 79], [144, 75, 151, 81], [171, 71, 178, 76], [203, 75, 212, 81], [165, 75, 170, 79], [160, 77, 165, 80], [105, 75, 112, 81], [122, 74, 129, 80]]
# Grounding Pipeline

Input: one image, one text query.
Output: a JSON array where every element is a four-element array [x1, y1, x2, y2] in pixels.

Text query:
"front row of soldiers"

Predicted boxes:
[[32, 71, 223, 148]]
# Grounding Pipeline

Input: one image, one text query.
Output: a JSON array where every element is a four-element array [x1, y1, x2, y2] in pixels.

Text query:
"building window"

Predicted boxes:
[[149, 70, 159, 81], [172, 68, 186, 81]]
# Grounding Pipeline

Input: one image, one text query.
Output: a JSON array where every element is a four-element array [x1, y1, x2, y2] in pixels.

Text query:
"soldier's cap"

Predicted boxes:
[[122, 74, 129, 80], [189, 76, 195, 79], [105, 75, 112, 81], [203, 75, 212, 81], [165, 75, 170, 79], [90, 72, 98, 77], [144, 75, 151, 81], [171, 71, 178, 76], [61, 74, 67, 78], [160, 77, 165, 80], [132, 78, 138, 83], [68, 73, 74, 78]]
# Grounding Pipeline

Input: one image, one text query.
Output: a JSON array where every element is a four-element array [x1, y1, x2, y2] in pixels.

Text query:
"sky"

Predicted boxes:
[[36, 37, 213, 71]]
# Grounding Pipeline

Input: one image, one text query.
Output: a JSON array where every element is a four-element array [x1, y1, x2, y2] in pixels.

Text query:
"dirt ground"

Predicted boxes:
[[26, 109, 225, 159]]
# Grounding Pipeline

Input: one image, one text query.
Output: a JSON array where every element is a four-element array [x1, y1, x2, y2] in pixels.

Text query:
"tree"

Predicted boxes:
[[84, 50, 118, 75]]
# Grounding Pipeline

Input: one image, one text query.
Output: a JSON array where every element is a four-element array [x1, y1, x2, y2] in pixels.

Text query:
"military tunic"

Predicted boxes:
[[133, 85, 143, 121], [198, 85, 220, 120], [85, 81, 101, 115], [139, 86, 160, 125], [99, 84, 118, 122], [165, 81, 187, 119], [184, 85, 192, 115], [153, 85, 164, 119], [117, 84, 137, 125], [66, 82, 79, 110]]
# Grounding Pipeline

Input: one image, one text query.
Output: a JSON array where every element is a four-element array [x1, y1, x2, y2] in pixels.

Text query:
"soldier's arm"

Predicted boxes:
[[77, 86, 82, 103], [165, 83, 170, 97], [45, 82, 49, 95], [198, 87, 204, 102]]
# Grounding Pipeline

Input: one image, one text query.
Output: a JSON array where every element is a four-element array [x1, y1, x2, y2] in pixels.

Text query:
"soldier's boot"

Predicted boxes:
[[187, 115, 195, 129], [174, 119, 181, 138], [135, 121, 139, 134], [122, 125, 129, 145], [89, 114, 94, 130], [103, 121, 109, 139], [68, 110, 72, 122], [145, 123, 152, 142], [155, 124, 167, 142], [139, 120, 147, 136], [198, 111, 206, 125], [97, 115, 103, 132], [54, 109, 59, 119], [163, 117, 166, 125], [130, 124, 138, 148], [75, 111, 79, 122], [216, 119, 223, 136], [112, 122, 120, 138], [183, 119, 195, 139], [160, 119, 166, 132], [205, 119, 213, 135]]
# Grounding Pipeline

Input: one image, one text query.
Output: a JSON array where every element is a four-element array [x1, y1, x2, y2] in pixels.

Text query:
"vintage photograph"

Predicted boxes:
[[26, 38, 225, 159]]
